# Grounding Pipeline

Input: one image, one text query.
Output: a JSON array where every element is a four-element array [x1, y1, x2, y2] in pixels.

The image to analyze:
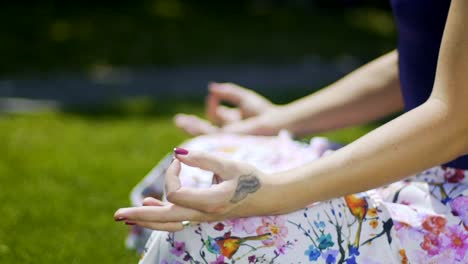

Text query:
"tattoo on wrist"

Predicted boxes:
[[230, 173, 261, 203]]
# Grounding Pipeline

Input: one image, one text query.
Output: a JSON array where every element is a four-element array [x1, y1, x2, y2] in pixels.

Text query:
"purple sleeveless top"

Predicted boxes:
[[390, 0, 468, 169]]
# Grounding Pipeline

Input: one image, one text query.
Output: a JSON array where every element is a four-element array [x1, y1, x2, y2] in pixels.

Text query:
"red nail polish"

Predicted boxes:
[[125, 221, 136, 226], [115, 216, 126, 222], [174, 147, 189, 155]]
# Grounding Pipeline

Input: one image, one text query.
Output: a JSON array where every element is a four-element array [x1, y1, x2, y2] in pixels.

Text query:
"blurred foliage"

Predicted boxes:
[[0, 0, 396, 76]]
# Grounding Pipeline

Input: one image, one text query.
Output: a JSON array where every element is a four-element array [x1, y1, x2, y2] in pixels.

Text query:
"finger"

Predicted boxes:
[[114, 204, 206, 222], [173, 114, 220, 135], [207, 83, 242, 125], [133, 220, 184, 232], [216, 105, 241, 123], [142, 197, 165, 206], [174, 150, 237, 177], [207, 95, 241, 125], [165, 159, 182, 195], [222, 117, 271, 135], [131, 220, 201, 232], [135, 198, 185, 231], [210, 82, 272, 118], [209, 82, 246, 106], [166, 182, 232, 212], [206, 93, 222, 125]]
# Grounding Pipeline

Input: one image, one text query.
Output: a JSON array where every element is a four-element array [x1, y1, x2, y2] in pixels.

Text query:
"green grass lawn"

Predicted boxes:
[[0, 104, 374, 263]]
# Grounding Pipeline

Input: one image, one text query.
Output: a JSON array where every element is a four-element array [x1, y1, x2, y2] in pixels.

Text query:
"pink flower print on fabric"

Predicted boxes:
[[210, 255, 225, 264], [450, 196, 468, 230], [421, 233, 443, 256], [445, 225, 468, 260], [170, 241, 186, 257], [256, 216, 288, 249], [421, 215, 447, 235], [226, 217, 257, 234], [443, 167, 465, 183]]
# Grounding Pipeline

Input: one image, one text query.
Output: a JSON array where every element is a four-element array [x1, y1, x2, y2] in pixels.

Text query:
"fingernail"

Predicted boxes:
[[125, 221, 136, 226], [115, 216, 126, 222], [174, 147, 189, 155]]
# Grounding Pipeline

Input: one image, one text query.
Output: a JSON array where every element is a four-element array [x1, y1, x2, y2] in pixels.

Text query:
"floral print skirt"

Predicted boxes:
[[129, 133, 468, 264]]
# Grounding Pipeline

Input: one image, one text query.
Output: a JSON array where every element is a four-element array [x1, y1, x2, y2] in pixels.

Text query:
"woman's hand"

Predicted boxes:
[[114, 149, 269, 231], [174, 82, 280, 135]]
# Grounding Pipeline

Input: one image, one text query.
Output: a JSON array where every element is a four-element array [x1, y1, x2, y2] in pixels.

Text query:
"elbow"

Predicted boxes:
[[451, 117, 468, 156], [442, 103, 468, 156], [426, 97, 468, 157], [458, 117, 468, 155], [447, 106, 468, 156]]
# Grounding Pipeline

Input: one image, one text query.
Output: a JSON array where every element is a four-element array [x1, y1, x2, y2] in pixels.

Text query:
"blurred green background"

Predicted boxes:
[[0, 0, 395, 263], [0, 0, 395, 75]]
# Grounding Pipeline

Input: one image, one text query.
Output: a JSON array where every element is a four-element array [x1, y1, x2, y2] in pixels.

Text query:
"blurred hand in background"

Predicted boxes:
[[174, 82, 280, 136]]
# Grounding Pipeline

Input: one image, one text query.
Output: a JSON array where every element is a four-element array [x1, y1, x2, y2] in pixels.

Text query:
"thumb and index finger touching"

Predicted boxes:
[[206, 82, 245, 125], [175, 82, 261, 135], [173, 83, 244, 135], [208, 82, 247, 106], [165, 148, 238, 212]]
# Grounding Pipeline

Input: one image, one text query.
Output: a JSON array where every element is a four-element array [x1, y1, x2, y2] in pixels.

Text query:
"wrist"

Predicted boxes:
[[245, 172, 289, 216], [255, 105, 289, 136]]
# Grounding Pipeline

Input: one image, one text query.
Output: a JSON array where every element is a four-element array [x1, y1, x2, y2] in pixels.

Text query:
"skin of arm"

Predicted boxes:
[[113, 1, 467, 229], [239, 0, 468, 217], [258, 50, 403, 137], [176, 50, 402, 137]]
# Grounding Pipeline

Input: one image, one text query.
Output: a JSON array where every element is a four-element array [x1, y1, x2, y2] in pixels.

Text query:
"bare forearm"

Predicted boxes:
[[259, 98, 467, 214], [276, 50, 403, 137], [256, 0, 468, 215]]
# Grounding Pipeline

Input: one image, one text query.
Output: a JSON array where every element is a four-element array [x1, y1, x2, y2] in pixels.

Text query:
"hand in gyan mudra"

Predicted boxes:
[[174, 82, 278, 135], [114, 148, 266, 232]]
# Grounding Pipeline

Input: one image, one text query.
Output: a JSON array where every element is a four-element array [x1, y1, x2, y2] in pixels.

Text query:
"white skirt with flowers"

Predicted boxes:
[[127, 132, 468, 264]]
